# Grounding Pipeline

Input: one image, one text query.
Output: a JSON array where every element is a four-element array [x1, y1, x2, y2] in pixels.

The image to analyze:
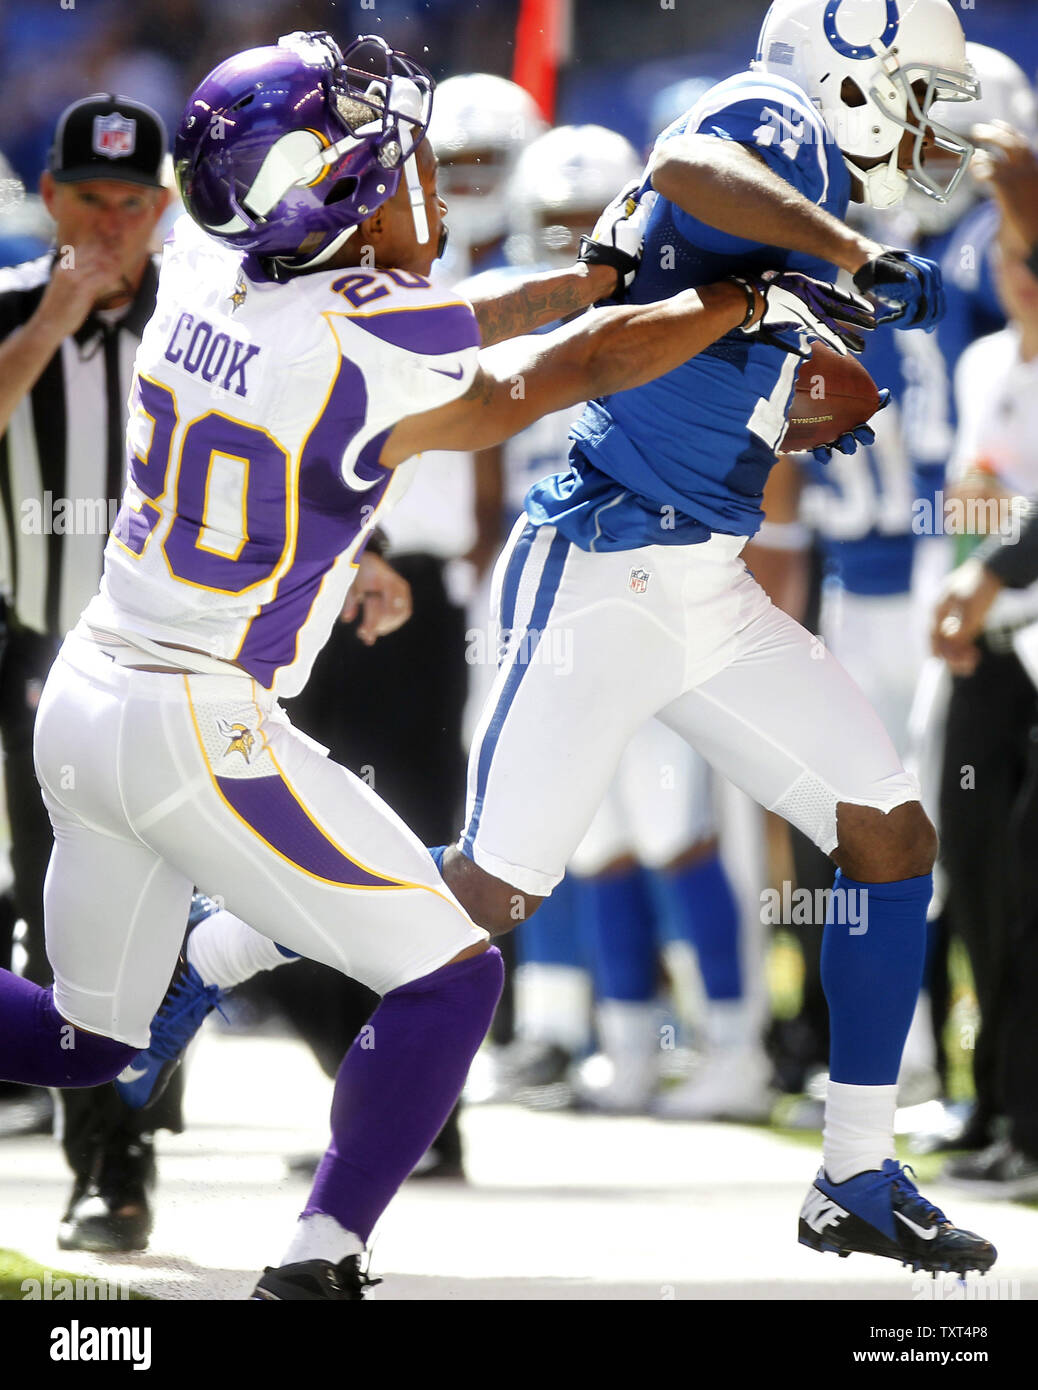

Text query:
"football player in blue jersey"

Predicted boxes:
[[437, 0, 1000, 1276]]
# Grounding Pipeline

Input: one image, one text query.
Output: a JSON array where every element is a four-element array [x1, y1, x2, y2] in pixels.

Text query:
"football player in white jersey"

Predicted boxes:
[[0, 31, 863, 1297]]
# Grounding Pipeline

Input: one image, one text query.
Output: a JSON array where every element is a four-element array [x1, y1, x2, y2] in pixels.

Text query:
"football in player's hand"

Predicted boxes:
[[779, 342, 882, 454]]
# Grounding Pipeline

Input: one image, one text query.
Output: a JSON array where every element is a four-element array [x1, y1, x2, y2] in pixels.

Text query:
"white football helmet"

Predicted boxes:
[[908, 43, 1038, 235], [504, 124, 643, 268], [429, 74, 547, 248], [752, 0, 979, 209]]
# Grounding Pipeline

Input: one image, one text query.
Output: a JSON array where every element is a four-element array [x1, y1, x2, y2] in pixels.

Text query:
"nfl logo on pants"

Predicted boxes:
[[628, 567, 650, 594]]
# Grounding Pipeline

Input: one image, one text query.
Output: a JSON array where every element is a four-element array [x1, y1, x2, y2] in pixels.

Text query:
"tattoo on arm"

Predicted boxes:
[[472, 274, 594, 347]]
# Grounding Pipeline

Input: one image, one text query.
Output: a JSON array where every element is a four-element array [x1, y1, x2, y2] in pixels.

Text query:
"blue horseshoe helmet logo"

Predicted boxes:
[[823, 0, 900, 60]]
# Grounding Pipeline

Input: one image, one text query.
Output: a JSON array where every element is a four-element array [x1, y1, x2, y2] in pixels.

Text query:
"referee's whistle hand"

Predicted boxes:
[[39, 243, 127, 337]]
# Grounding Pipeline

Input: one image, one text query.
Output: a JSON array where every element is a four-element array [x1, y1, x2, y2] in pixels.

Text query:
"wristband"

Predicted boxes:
[[728, 276, 759, 330], [577, 235, 637, 284]]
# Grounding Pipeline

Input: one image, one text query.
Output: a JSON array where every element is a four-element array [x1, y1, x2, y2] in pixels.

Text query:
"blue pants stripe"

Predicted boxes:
[[462, 527, 569, 860]]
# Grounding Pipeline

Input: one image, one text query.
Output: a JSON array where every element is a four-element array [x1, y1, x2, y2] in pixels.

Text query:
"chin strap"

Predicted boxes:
[[404, 152, 429, 244], [269, 223, 361, 278], [842, 148, 908, 211]]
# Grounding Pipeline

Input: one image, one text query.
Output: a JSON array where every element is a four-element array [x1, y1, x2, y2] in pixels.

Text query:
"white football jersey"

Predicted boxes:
[[86, 216, 480, 696]]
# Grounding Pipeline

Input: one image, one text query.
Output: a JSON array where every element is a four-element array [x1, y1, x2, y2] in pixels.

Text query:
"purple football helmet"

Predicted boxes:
[[174, 32, 434, 271]]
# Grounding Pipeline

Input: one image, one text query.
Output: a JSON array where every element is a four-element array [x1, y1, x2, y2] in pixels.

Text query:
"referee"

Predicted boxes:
[[0, 94, 183, 1251]]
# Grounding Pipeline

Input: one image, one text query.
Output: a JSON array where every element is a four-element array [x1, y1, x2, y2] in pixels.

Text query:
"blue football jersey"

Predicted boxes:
[[526, 71, 851, 551]]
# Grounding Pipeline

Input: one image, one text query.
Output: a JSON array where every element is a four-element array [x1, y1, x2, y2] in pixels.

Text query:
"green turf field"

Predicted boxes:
[[0, 1249, 150, 1301]]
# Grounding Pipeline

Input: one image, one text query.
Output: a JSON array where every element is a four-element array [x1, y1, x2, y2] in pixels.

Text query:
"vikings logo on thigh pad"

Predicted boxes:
[[216, 717, 256, 764]]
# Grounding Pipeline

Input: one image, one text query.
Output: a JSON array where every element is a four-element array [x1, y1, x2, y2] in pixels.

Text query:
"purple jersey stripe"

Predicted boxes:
[[234, 356, 390, 686], [217, 773, 403, 888], [347, 302, 479, 356]]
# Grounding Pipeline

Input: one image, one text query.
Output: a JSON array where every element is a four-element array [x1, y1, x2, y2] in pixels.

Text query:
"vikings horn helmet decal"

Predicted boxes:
[[174, 32, 434, 271]]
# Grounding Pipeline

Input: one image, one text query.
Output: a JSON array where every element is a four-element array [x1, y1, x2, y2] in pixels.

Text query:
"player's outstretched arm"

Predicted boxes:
[[650, 134, 881, 276], [465, 179, 651, 346], [380, 280, 756, 467], [467, 262, 617, 347]]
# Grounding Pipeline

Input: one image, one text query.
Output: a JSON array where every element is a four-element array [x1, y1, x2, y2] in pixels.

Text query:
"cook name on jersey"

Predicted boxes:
[[526, 71, 851, 552], [87, 215, 480, 697]]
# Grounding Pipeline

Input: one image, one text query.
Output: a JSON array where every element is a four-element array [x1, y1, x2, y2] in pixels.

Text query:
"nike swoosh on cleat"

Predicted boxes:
[[895, 1211, 939, 1240], [118, 1065, 149, 1083], [431, 364, 465, 379]]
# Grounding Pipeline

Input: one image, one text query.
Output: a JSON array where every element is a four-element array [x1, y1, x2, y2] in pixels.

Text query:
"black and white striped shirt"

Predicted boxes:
[[0, 253, 159, 637]]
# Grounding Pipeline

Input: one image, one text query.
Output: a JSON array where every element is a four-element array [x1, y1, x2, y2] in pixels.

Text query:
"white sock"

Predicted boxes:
[[595, 998, 661, 1102], [186, 909, 297, 990], [514, 963, 592, 1054], [823, 1080, 898, 1184], [280, 1213, 363, 1267], [704, 998, 757, 1054]]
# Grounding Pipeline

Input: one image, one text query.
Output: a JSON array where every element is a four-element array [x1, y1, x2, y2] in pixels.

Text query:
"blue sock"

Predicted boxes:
[[821, 871, 931, 1085], [427, 844, 447, 875], [577, 865, 656, 1002], [0, 969, 137, 1087], [651, 852, 741, 1000], [517, 874, 587, 968]]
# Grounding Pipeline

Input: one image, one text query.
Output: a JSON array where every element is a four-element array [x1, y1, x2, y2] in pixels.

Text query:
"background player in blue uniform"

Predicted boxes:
[[441, 0, 998, 1275]]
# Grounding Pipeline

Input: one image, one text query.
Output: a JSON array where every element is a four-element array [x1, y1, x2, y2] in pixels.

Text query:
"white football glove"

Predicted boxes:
[[578, 179, 657, 300], [733, 269, 877, 358]]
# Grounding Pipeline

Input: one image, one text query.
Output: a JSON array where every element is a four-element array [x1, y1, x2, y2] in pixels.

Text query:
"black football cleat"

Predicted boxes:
[[798, 1159, 997, 1276], [57, 1139, 155, 1253], [251, 1254, 381, 1301]]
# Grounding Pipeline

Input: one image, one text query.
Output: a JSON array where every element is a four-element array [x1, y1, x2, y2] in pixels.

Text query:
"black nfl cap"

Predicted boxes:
[[49, 94, 167, 188]]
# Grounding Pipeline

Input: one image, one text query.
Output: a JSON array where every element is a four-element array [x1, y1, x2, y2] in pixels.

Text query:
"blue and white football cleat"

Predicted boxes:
[[115, 957, 225, 1111], [798, 1159, 997, 1276]]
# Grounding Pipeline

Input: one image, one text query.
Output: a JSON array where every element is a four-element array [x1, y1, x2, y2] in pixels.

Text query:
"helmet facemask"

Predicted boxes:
[[845, 48, 979, 209], [752, 0, 980, 213]]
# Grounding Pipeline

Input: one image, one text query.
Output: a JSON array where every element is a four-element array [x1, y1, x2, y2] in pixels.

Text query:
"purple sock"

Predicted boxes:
[[304, 946, 503, 1242], [0, 968, 137, 1086]]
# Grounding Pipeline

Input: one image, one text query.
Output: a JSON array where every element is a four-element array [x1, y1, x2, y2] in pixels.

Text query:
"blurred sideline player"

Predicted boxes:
[[431, 73, 547, 283], [931, 217, 1038, 1194], [897, 44, 1035, 1150], [0, 30, 847, 1297], [434, 0, 998, 1276]]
